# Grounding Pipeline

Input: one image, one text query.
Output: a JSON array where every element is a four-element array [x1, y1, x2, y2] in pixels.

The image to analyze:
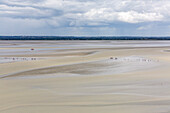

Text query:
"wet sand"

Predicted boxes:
[[0, 40, 170, 113]]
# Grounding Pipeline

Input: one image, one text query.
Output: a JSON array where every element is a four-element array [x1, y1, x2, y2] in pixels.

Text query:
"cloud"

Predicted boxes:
[[82, 8, 163, 23], [0, 0, 63, 19], [0, 0, 170, 35], [0, 0, 169, 23]]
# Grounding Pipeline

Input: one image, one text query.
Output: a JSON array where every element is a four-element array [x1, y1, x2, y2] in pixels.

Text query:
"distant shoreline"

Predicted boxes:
[[1, 36, 170, 40]]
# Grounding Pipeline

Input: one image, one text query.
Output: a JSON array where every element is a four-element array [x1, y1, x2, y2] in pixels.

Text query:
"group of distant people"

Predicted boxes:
[[110, 57, 159, 62], [3, 57, 37, 61]]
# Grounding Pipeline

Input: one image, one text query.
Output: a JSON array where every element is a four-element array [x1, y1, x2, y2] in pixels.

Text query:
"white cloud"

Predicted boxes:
[[117, 11, 163, 23], [0, 0, 169, 24]]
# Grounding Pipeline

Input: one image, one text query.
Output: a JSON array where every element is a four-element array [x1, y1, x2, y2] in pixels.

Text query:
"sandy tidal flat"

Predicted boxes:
[[0, 40, 170, 113]]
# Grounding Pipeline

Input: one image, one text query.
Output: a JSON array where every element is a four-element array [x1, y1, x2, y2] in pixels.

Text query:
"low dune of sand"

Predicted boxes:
[[1, 40, 170, 113]]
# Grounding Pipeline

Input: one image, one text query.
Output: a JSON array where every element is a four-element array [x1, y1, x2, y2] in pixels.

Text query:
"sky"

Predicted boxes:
[[0, 0, 170, 36]]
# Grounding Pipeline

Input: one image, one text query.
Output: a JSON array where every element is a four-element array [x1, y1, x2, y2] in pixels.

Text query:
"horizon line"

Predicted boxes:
[[1, 36, 170, 37]]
